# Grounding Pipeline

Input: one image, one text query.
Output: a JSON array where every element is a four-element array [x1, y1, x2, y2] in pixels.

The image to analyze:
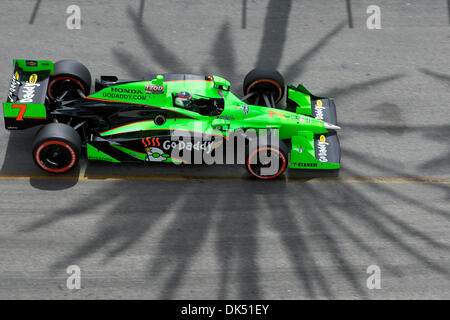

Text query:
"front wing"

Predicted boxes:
[[289, 131, 341, 170]]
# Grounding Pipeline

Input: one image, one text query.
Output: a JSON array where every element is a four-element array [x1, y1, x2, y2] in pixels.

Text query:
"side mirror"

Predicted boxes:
[[213, 75, 231, 91]]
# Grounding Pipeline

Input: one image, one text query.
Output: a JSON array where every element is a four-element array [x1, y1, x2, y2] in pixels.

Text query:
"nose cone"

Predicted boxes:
[[324, 122, 341, 130]]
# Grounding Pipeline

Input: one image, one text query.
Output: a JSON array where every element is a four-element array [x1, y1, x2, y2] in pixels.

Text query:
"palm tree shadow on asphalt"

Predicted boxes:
[[15, 1, 450, 299], [417, 68, 450, 174]]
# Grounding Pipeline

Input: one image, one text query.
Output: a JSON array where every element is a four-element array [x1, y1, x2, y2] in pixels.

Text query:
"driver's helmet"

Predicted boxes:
[[174, 92, 193, 108]]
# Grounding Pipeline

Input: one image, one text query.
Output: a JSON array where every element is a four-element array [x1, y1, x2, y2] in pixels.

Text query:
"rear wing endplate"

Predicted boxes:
[[3, 59, 53, 129]]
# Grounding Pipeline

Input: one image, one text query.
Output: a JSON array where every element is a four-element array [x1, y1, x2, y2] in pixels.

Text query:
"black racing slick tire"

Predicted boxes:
[[47, 59, 91, 102], [243, 68, 285, 106], [32, 123, 82, 173], [245, 138, 289, 180]]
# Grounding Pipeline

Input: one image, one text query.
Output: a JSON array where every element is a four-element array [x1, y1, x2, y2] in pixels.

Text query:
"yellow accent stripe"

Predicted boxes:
[[0, 174, 448, 185]]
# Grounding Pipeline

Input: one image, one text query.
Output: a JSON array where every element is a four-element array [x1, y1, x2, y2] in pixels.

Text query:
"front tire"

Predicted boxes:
[[243, 68, 285, 106], [246, 139, 289, 180], [32, 123, 81, 173]]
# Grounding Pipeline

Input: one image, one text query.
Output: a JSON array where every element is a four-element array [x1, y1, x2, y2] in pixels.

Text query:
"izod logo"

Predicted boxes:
[[317, 135, 329, 162], [29, 73, 38, 84]]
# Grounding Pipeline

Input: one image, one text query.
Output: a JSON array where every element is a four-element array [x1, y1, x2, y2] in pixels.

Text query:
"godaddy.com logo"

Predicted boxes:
[[142, 122, 284, 178]]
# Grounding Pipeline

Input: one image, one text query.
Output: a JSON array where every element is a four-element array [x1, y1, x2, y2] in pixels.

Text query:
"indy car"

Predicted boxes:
[[3, 59, 341, 179]]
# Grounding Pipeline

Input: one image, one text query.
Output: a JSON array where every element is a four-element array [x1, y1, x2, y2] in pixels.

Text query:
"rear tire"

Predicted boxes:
[[243, 68, 285, 106], [32, 123, 81, 173], [47, 59, 91, 102]]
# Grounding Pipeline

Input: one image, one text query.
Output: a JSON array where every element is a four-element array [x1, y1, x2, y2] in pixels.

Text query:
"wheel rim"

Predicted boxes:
[[245, 79, 283, 105], [35, 141, 77, 173], [246, 146, 287, 179], [47, 76, 87, 101]]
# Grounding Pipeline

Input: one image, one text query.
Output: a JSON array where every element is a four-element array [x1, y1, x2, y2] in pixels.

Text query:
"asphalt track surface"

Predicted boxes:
[[0, 0, 449, 299]]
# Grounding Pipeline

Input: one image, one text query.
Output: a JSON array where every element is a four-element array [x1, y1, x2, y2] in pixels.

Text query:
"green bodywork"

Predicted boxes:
[[86, 74, 339, 170]]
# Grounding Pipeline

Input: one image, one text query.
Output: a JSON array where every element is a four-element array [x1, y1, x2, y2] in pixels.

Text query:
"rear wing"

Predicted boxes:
[[3, 59, 53, 130]]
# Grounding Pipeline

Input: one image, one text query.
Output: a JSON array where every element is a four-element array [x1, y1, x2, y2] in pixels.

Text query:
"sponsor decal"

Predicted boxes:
[[145, 147, 169, 162], [142, 137, 161, 147], [315, 99, 324, 120], [19, 82, 40, 103], [300, 116, 305, 123], [145, 84, 164, 94], [14, 71, 19, 80], [25, 60, 38, 66], [293, 162, 318, 167], [8, 73, 21, 101], [142, 137, 215, 154], [29, 73, 38, 84], [317, 135, 328, 162], [236, 105, 249, 115], [216, 115, 234, 120], [90, 155, 108, 161], [11, 104, 27, 121], [111, 87, 144, 94], [163, 140, 214, 154], [269, 110, 285, 118], [102, 87, 147, 100]]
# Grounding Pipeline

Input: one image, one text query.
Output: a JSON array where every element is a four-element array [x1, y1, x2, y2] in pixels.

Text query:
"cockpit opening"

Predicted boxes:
[[172, 92, 224, 116]]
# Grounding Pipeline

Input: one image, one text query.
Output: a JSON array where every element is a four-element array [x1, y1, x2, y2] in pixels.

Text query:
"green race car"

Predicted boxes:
[[3, 59, 341, 179]]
